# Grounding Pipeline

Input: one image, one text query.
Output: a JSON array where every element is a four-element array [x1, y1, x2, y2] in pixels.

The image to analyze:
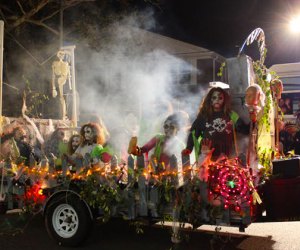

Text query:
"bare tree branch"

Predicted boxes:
[[5, 0, 96, 32], [63, 0, 96, 10], [17, 1, 26, 15], [7, 0, 51, 31], [40, 9, 60, 22], [26, 19, 59, 35], [0, 4, 14, 15]]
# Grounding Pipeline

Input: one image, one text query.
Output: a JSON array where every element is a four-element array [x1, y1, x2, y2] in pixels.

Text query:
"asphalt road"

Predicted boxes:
[[0, 212, 245, 250], [1, 212, 299, 250]]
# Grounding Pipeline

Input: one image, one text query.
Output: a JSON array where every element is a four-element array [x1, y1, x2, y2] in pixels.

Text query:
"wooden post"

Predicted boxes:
[[0, 21, 3, 117], [127, 154, 135, 219], [61, 45, 77, 127], [137, 155, 147, 216]]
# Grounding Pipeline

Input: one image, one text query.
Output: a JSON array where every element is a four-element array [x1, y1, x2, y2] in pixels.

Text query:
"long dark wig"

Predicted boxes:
[[198, 87, 232, 121]]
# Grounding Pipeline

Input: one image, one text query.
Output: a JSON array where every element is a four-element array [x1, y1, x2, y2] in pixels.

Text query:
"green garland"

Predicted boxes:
[[218, 50, 280, 179], [79, 173, 122, 222]]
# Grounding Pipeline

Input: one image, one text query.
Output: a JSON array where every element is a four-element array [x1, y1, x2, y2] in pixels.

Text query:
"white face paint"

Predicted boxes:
[[211, 91, 224, 112], [163, 119, 177, 138], [83, 126, 94, 142], [72, 136, 81, 150]]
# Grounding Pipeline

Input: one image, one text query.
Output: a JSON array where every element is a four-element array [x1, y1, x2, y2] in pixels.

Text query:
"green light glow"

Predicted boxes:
[[228, 180, 235, 188]]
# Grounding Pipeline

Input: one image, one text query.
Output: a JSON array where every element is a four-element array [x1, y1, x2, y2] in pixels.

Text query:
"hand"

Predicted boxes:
[[133, 146, 142, 156], [181, 148, 191, 155], [198, 139, 215, 167], [201, 139, 213, 154]]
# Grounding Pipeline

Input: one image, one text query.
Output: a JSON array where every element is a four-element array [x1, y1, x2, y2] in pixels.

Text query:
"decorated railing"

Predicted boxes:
[[0, 152, 259, 234]]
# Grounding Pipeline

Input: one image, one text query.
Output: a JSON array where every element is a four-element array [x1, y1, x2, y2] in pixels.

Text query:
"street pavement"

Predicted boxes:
[[0, 211, 300, 250]]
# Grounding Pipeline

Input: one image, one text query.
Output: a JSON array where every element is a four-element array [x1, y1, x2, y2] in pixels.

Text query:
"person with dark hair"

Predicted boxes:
[[182, 87, 249, 161], [43, 128, 67, 170], [67, 134, 81, 155], [61, 133, 81, 174]]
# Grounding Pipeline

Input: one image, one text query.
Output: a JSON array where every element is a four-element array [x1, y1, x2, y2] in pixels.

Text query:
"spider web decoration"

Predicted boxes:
[[208, 160, 254, 213]]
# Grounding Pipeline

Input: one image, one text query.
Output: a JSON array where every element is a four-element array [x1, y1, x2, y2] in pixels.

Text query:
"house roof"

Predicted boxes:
[[131, 28, 225, 59], [270, 62, 300, 78]]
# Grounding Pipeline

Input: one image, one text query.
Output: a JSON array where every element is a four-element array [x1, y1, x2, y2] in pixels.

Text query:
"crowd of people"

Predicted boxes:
[[0, 121, 113, 174]]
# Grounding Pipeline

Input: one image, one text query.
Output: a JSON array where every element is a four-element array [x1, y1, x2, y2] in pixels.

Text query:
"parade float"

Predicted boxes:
[[0, 24, 299, 247]]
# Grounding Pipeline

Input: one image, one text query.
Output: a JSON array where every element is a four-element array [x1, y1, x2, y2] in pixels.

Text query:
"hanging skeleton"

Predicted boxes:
[[52, 50, 72, 120]]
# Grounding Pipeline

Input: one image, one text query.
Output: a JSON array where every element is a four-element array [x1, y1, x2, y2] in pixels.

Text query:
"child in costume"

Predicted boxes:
[[70, 122, 112, 172], [135, 113, 185, 171], [182, 87, 249, 162]]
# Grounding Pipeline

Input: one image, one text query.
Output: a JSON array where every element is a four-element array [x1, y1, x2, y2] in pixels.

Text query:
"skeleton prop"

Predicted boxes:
[[52, 50, 72, 120]]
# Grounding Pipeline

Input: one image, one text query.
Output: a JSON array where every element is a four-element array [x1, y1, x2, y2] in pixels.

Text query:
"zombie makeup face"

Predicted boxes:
[[211, 91, 225, 112], [163, 119, 178, 138], [83, 126, 94, 143], [14, 128, 26, 141], [245, 86, 259, 106], [71, 136, 81, 150]]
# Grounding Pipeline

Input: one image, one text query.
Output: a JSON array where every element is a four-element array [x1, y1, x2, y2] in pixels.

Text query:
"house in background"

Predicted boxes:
[[131, 28, 227, 87]]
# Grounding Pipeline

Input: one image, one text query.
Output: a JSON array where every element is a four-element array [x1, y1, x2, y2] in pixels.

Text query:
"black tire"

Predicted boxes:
[[44, 193, 93, 247]]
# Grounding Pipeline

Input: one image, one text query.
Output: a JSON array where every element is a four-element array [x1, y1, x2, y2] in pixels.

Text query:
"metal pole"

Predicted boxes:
[[0, 21, 4, 117]]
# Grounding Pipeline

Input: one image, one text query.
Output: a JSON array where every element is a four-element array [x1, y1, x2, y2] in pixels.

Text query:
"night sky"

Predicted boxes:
[[153, 0, 300, 67]]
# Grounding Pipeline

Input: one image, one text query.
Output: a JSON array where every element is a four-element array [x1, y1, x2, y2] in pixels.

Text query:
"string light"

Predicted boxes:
[[0, 156, 258, 215]]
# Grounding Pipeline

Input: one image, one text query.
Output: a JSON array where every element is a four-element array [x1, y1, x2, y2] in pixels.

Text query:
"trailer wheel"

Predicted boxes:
[[45, 194, 92, 247]]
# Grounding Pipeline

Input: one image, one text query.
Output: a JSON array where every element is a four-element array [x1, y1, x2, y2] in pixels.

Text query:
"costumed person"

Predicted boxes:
[[133, 113, 185, 171], [52, 50, 72, 120], [1, 126, 38, 166], [245, 84, 265, 122], [70, 122, 112, 172], [270, 78, 283, 155], [62, 133, 81, 174], [245, 84, 266, 181], [129, 113, 185, 218], [139, 100, 174, 145], [67, 134, 81, 155], [182, 87, 249, 162], [43, 128, 68, 171]]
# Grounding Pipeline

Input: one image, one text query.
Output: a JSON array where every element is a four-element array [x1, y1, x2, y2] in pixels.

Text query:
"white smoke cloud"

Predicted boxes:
[[72, 13, 204, 152]]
